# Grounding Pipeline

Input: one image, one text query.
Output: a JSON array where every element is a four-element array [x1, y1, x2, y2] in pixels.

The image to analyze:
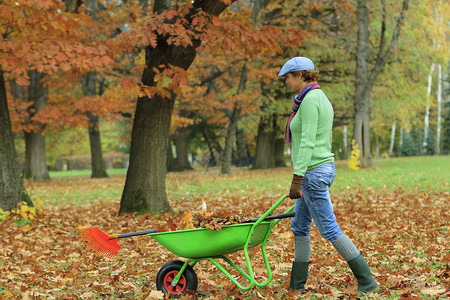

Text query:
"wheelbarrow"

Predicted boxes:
[[80, 194, 294, 297]]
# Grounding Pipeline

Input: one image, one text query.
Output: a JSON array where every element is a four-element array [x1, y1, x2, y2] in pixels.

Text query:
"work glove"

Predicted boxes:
[[289, 174, 303, 199]]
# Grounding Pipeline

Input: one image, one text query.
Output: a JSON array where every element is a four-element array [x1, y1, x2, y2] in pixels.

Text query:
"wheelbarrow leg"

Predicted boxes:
[[206, 256, 255, 290]]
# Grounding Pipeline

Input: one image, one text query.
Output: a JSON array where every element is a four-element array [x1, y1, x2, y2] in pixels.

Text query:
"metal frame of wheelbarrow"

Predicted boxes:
[[148, 194, 294, 291]]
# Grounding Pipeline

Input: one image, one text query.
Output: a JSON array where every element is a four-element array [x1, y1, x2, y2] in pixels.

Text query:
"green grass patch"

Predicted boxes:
[[49, 168, 127, 178], [29, 156, 449, 206], [334, 156, 449, 193], [165, 156, 449, 201]]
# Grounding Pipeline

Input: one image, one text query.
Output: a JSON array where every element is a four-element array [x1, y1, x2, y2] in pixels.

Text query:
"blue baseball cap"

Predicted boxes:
[[278, 57, 315, 77]]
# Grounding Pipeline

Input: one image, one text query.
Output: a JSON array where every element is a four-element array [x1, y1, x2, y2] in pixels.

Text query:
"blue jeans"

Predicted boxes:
[[290, 163, 343, 243]]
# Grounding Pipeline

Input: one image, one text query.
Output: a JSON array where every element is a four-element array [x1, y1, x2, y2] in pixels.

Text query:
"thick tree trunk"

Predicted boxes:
[[119, 0, 234, 214], [221, 105, 241, 174], [172, 127, 192, 171], [253, 118, 275, 169], [274, 138, 286, 167], [120, 93, 175, 214], [23, 131, 49, 180], [23, 70, 50, 180], [0, 66, 30, 211], [235, 127, 249, 166], [253, 132, 272, 169], [81, 72, 108, 178], [253, 107, 288, 169]]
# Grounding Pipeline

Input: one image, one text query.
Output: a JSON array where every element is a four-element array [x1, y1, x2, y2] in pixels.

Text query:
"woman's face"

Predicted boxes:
[[285, 73, 303, 93]]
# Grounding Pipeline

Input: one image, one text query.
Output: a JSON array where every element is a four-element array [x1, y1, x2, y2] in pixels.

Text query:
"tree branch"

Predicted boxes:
[[366, 0, 409, 94], [377, 0, 387, 58]]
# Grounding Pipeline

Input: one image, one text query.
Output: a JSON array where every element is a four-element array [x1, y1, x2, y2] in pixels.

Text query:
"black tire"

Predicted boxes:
[[156, 260, 198, 297]]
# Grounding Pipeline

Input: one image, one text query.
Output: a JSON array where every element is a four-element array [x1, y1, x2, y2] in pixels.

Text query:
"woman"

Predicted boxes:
[[278, 57, 378, 293]]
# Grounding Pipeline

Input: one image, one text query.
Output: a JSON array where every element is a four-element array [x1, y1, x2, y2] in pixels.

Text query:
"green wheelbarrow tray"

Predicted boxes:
[[148, 194, 295, 291], [150, 222, 273, 258]]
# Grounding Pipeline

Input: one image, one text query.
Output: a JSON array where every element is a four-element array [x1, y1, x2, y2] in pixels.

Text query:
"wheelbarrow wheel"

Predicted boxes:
[[156, 260, 198, 297]]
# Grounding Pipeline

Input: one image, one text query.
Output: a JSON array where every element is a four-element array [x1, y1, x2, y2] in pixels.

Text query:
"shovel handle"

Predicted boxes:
[[117, 229, 157, 239], [242, 212, 295, 223]]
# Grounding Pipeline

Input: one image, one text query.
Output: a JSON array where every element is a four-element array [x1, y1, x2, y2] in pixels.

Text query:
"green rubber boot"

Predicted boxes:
[[288, 261, 309, 293], [347, 254, 378, 292]]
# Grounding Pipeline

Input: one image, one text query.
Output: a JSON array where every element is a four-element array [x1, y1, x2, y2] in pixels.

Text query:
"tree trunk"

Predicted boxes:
[[399, 127, 404, 153], [172, 127, 192, 171], [353, 105, 372, 167], [87, 112, 108, 178], [274, 138, 286, 167], [120, 92, 175, 214], [203, 133, 219, 167], [436, 64, 442, 154], [253, 117, 275, 169], [442, 92, 450, 155], [0, 66, 30, 211], [23, 70, 50, 180], [235, 127, 249, 166], [81, 72, 108, 178], [389, 121, 396, 156], [354, 0, 371, 168], [354, 0, 409, 167], [119, 0, 234, 214], [221, 63, 248, 174], [423, 64, 435, 153], [221, 105, 242, 174], [253, 103, 287, 169], [343, 125, 348, 159], [167, 138, 176, 171], [23, 131, 49, 180], [253, 131, 272, 169]]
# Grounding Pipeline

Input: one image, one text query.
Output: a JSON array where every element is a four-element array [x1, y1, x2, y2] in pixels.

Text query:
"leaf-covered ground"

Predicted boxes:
[[1, 167, 449, 299]]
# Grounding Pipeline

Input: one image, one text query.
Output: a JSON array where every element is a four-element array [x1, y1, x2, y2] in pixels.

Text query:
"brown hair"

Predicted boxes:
[[291, 70, 320, 82]]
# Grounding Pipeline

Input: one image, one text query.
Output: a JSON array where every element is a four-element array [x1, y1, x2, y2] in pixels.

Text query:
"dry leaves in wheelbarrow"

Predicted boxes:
[[182, 211, 255, 231]]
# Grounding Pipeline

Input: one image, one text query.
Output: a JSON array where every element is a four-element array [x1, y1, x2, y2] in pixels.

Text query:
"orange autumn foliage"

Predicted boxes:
[[0, 0, 114, 85], [1, 0, 143, 133]]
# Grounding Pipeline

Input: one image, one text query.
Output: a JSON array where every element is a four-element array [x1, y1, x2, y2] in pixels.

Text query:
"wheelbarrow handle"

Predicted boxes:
[[117, 229, 157, 239], [242, 212, 295, 223]]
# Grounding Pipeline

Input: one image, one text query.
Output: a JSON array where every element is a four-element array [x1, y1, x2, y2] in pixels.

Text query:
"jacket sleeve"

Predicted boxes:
[[293, 96, 318, 176]]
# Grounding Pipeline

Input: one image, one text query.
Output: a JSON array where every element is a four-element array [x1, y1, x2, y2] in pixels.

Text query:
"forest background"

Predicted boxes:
[[2, 0, 449, 180]]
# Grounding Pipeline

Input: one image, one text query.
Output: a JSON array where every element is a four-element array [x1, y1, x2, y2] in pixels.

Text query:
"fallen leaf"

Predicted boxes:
[[145, 290, 165, 300], [421, 286, 446, 295], [5, 291, 14, 297]]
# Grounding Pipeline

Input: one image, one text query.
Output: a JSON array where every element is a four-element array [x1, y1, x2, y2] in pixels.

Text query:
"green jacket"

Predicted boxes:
[[290, 89, 334, 176]]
